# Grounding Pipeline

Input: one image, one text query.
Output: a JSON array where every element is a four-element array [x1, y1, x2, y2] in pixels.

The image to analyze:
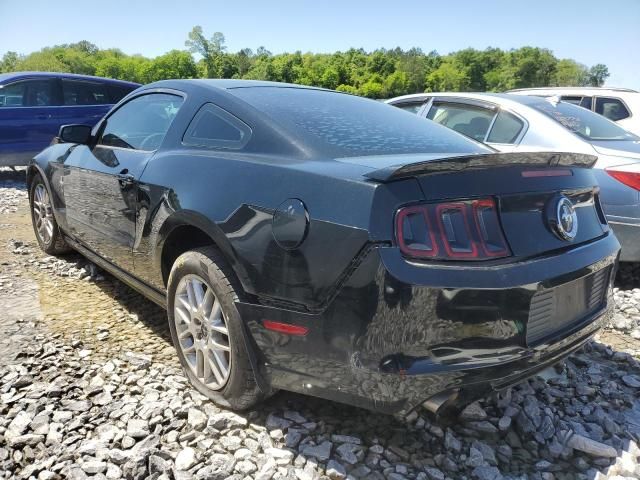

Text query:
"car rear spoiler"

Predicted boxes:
[[364, 152, 598, 182]]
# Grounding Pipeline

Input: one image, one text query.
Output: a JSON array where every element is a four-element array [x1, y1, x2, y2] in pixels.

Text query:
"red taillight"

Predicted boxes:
[[606, 169, 640, 191], [395, 198, 510, 261], [472, 199, 510, 257], [435, 203, 478, 258], [395, 205, 439, 258], [262, 320, 309, 336]]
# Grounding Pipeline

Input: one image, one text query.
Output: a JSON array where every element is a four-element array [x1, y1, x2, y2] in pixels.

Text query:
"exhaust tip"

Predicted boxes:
[[422, 389, 460, 415]]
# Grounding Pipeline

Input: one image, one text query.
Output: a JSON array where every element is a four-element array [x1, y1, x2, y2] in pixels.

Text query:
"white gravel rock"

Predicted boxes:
[[175, 447, 197, 471]]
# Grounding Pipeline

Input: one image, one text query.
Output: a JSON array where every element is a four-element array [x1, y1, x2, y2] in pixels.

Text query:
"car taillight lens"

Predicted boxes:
[[395, 198, 510, 260], [606, 169, 640, 191]]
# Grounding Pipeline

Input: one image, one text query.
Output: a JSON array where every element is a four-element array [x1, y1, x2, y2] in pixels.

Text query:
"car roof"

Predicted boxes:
[[507, 87, 639, 96], [387, 91, 557, 110], [145, 78, 330, 92], [0, 71, 140, 87]]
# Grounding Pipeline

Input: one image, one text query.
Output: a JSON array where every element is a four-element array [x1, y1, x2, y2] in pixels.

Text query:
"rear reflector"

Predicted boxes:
[[606, 169, 640, 191], [395, 198, 510, 261], [263, 320, 309, 336], [521, 169, 572, 178]]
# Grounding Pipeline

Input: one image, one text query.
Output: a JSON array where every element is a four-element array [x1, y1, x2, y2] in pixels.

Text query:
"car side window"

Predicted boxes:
[[0, 80, 54, 107], [487, 110, 525, 144], [108, 84, 136, 103], [560, 96, 583, 105], [426, 102, 495, 142], [183, 103, 251, 149], [62, 80, 110, 105], [579, 96, 593, 110], [98, 93, 184, 151], [595, 97, 630, 121], [394, 102, 425, 114], [0, 82, 26, 107]]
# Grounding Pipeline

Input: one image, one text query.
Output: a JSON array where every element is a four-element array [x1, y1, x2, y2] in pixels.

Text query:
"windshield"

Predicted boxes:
[[530, 99, 638, 141], [228, 87, 491, 157]]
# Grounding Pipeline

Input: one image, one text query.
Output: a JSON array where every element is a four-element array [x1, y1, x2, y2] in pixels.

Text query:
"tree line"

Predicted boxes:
[[0, 27, 610, 98]]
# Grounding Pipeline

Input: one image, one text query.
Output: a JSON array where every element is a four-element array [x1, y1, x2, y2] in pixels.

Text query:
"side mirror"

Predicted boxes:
[[58, 124, 92, 145]]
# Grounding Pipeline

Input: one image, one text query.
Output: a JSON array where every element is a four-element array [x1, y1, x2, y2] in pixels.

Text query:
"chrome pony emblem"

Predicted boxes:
[[550, 196, 578, 241]]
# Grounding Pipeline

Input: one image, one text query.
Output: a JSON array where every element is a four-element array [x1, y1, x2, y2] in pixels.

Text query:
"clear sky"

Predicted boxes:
[[1, 0, 638, 89]]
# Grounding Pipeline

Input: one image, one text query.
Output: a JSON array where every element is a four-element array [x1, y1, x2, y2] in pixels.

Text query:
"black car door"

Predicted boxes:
[[62, 92, 184, 271]]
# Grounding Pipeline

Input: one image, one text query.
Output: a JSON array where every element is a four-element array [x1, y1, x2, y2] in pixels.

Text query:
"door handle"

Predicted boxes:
[[117, 170, 135, 186]]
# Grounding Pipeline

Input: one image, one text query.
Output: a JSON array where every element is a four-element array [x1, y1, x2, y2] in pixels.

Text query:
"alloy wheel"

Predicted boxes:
[[32, 184, 54, 245], [173, 274, 232, 390]]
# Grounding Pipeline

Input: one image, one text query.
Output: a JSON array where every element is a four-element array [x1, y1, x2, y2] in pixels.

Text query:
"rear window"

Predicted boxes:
[[530, 100, 638, 141], [228, 87, 489, 157]]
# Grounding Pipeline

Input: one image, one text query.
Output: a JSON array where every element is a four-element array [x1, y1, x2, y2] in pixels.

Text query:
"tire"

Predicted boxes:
[[167, 246, 264, 410], [29, 174, 70, 255]]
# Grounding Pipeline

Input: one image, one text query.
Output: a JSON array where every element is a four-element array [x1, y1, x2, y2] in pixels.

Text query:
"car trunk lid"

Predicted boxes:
[[365, 152, 607, 260], [351, 151, 597, 181], [590, 140, 640, 160]]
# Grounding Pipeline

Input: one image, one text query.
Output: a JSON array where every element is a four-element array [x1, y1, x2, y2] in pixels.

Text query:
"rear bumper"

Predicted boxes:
[[239, 233, 619, 415], [609, 218, 640, 262]]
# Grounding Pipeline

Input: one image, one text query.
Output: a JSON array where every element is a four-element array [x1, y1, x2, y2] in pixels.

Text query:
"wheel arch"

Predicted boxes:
[[25, 163, 62, 224], [26, 164, 41, 189], [157, 210, 250, 293]]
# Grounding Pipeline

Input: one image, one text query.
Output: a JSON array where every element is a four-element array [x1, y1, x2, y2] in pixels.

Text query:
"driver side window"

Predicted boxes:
[[99, 93, 184, 151]]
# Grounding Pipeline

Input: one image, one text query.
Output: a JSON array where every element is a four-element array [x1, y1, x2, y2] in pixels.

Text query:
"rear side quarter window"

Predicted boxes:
[[487, 110, 525, 144], [183, 103, 252, 149], [595, 97, 630, 121]]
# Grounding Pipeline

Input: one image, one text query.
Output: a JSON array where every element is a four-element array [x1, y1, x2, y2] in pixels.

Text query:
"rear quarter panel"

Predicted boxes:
[[135, 150, 405, 310]]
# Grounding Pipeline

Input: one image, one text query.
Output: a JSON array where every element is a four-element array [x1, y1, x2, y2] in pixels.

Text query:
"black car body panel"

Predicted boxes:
[[29, 80, 619, 415]]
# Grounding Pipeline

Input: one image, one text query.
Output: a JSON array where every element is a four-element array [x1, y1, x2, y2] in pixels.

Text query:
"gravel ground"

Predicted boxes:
[[2, 168, 640, 480]]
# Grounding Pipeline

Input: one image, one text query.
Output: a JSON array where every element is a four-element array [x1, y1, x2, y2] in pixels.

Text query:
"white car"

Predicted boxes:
[[507, 87, 640, 136], [386, 92, 640, 262]]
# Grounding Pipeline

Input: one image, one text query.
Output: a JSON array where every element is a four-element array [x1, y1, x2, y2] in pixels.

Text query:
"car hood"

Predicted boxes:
[[590, 140, 640, 160]]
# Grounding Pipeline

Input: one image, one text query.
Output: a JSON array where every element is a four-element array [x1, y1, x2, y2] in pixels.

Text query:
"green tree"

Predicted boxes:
[[320, 67, 340, 89], [14, 49, 70, 72], [141, 50, 197, 82], [185, 26, 226, 77], [383, 71, 408, 98], [3, 29, 611, 99], [425, 61, 470, 91], [0, 52, 20, 72], [588, 64, 610, 87], [553, 59, 588, 86], [359, 75, 385, 98]]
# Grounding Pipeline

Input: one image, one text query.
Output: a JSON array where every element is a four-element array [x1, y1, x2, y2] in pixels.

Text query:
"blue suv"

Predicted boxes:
[[0, 72, 139, 166]]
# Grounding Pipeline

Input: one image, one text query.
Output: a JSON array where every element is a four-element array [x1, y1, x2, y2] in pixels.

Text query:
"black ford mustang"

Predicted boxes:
[[28, 80, 619, 416]]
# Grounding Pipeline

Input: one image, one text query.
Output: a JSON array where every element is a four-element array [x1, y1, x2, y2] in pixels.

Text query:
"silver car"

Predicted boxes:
[[386, 93, 640, 262]]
